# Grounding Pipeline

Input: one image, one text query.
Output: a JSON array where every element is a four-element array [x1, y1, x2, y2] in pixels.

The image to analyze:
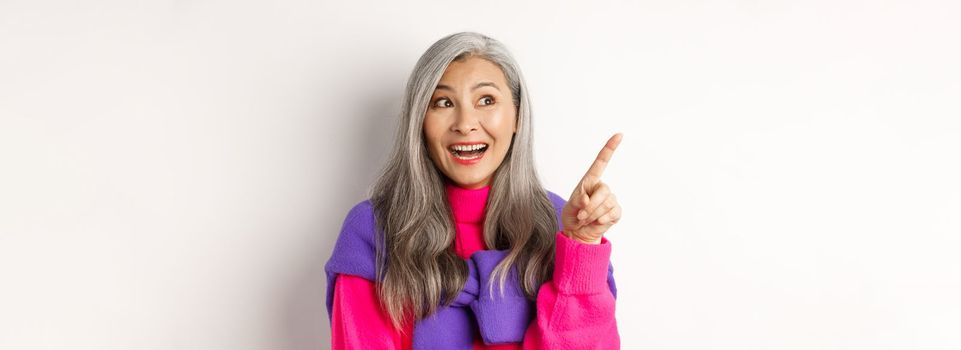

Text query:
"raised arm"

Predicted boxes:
[[521, 231, 619, 349], [524, 133, 625, 348]]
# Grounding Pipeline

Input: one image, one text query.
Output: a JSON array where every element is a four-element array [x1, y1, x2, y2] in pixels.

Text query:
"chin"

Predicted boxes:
[[450, 174, 488, 188]]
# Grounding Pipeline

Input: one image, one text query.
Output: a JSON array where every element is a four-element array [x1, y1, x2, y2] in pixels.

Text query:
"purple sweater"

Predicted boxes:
[[324, 190, 616, 348]]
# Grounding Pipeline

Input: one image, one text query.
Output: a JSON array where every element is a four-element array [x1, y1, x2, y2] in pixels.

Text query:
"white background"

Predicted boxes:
[[2, 0, 959, 349]]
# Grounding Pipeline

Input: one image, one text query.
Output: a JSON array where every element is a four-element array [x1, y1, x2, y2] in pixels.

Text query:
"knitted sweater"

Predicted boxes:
[[324, 181, 620, 349]]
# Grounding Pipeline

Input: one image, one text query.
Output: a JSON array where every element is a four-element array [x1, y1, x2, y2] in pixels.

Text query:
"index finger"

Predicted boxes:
[[583, 133, 623, 180]]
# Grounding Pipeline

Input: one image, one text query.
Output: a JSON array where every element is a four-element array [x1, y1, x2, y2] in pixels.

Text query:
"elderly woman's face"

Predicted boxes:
[[423, 56, 517, 189]]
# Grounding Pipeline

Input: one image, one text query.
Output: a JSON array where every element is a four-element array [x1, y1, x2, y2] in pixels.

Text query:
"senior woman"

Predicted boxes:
[[325, 32, 623, 349]]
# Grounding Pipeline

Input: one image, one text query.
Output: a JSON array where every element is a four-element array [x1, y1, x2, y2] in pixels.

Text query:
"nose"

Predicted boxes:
[[451, 106, 479, 134]]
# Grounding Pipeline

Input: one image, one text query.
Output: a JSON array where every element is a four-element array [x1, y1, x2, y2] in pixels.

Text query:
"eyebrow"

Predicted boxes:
[[435, 81, 501, 92]]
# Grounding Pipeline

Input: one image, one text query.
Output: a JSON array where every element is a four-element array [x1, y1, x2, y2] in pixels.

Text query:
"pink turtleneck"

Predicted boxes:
[[444, 181, 492, 260], [330, 181, 619, 349]]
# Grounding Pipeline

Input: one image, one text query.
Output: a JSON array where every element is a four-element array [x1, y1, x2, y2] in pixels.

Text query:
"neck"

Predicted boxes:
[[444, 179, 491, 224]]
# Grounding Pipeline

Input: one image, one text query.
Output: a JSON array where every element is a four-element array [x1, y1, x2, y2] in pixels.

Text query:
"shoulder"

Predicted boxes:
[[545, 189, 567, 230], [338, 200, 378, 246], [545, 189, 566, 214], [343, 200, 377, 233], [324, 199, 379, 281]]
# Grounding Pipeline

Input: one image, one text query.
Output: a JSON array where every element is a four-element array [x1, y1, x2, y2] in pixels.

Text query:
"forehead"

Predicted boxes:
[[437, 56, 508, 87]]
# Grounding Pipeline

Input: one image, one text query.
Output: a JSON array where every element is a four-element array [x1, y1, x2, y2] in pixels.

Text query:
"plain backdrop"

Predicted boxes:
[[1, 0, 959, 349]]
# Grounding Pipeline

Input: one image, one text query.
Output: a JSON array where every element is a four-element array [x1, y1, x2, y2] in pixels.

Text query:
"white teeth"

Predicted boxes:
[[450, 144, 488, 152], [448, 143, 488, 160], [452, 152, 482, 160]]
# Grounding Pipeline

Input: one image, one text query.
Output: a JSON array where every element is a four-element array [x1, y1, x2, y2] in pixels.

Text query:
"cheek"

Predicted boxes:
[[485, 107, 516, 136], [422, 114, 445, 152], [483, 111, 515, 159]]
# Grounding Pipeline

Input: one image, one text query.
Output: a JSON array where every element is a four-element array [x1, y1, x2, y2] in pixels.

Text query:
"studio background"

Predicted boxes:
[[1, 0, 959, 349]]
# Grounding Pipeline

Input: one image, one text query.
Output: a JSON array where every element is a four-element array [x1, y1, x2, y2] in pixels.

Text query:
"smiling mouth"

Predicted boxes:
[[448, 144, 489, 160]]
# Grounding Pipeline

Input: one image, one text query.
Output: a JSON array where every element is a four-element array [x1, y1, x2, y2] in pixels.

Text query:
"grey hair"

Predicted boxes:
[[368, 31, 558, 330]]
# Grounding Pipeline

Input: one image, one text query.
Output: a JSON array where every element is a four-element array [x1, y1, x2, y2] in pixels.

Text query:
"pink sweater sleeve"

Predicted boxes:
[[331, 273, 413, 350], [522, 231, 620, 349]]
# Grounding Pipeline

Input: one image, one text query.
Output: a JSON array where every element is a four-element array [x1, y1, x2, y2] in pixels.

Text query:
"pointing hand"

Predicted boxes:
[[561, 133, 624, 244]]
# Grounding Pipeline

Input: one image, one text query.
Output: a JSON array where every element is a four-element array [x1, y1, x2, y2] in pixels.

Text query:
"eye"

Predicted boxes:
[[478, 96, 495, 106], [433, 98, 453, 108]]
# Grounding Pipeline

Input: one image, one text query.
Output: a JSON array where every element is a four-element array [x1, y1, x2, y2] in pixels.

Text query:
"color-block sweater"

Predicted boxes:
[[324, 181, 620, 349]]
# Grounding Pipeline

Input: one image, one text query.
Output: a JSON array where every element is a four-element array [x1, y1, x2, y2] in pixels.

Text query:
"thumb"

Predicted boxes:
[[571, 181, 589, 209], [576, 192, 590, 222]]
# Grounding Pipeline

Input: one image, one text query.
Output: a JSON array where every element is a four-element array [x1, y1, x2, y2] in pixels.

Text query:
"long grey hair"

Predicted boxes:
[[368, 32, 559, 330]]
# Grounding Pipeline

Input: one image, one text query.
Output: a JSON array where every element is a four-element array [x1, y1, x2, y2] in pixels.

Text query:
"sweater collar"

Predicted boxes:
[[444, 179, 491, 224]]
